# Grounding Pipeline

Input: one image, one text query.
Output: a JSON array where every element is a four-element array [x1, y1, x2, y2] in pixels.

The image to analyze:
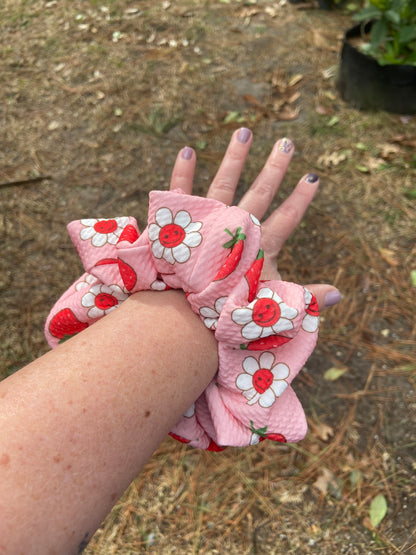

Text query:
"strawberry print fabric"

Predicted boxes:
[[45, 189, 319, 450]]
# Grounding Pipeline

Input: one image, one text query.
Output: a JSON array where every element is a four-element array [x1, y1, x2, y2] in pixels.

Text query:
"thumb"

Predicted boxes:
[[305, 284, 342, 311]]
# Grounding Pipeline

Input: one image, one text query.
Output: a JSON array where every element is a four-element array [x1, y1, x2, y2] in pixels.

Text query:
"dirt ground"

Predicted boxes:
[[1, 1, 415, 553]]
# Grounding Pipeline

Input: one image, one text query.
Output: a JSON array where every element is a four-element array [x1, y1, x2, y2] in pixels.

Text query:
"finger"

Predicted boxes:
[[261, 173, 320, 257], [305, 284, 342, 311], [169, 147, 196, 194], [206, 127, 253, 204], [238, 137, 294, 219]]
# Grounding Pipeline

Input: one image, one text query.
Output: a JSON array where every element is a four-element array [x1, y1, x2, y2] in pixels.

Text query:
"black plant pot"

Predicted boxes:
[[288, 0, 334, 8], [337, 23, 416, 114]]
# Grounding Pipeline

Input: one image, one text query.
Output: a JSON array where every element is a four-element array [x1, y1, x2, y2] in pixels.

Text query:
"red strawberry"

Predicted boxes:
[[207, 439, 227, 452], [249, 421, 286, 443], [118, 258, 137, 291], [245, 249, 264, 302], [95, 258, 118, 266], [240, 334, 292, 351], [49, 308, 88, 340], [168, 432, 190, 444], [117, 224, 139, 244], [306, 294, 319, 317], [213, 227, 246, 281], [266, 433, 287, 443]]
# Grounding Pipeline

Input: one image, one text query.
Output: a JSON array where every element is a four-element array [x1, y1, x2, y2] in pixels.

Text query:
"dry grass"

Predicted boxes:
[[1, 0, 415, 553]]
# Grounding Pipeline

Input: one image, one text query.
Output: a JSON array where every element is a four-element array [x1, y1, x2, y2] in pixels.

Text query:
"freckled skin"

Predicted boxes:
[[0, 453, 10, 467]]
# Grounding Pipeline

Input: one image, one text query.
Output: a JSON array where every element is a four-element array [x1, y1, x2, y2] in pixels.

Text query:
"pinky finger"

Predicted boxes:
[[169, 147, 196, 194]]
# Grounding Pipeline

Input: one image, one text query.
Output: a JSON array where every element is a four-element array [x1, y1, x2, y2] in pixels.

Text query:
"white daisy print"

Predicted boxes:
[[199, 296, 228, 330], [232, 287, 298, 340], [236, 352, 289, 408], [80, 217, 130, 247], [150, 279, 168, 291], [184, 404, 195, 418], [148, 208, 202, 265], [250, 213, 261, 226], [302, 289, 319, 333], [81, 284, 128, 319], [75, 273, 98, 291]]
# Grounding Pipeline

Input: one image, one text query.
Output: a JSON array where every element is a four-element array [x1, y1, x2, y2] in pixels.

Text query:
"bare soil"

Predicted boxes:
[[1, 1, 415, 553]]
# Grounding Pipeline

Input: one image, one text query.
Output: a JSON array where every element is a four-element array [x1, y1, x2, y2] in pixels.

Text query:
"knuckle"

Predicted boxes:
[[278, 202, 301, 223], [226, 146, 247, 162], [251, 180, 275, 202], [212, 177, 235, 194], [267, 157, 285, 171]]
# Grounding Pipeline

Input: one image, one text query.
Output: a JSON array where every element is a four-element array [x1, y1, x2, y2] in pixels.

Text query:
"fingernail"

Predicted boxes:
[[181, 146, 193, 160], [305, 172, 319, 183], [324, 289, 342, 308], [277, 137, 293, 154], [237, 127, 251, 144]]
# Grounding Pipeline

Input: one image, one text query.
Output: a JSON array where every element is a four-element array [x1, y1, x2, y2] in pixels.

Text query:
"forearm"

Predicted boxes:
[[0, 290, 218, 554]]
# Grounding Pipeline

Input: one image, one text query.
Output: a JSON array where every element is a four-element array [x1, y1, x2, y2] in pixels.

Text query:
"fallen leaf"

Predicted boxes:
[[378, 247, 399, 267], [324, 366, 348, 381], [224, 111, 241, 124], [411, 270, 416, 287], [355, 142, 367, 150], [317, 149, 352, 168], [242, 94, 263, 108], [276, 105, 299, 121], [313, 468, 337, 495], [321, 65, 337, 80], [309, 419, 334, 440], [378, 142, 400, 160], [392, 134, 416, 148], [327, 115, 339, 127], [366, 157, 387, 171], [355, 164, 370, 173], [315, 104, 331, 115], [369, 494, 388, 527], [264, 6, 278, 17], [288, 73, 303, 87], [287, 91, 301, 104], [312, 29, 331, 50]]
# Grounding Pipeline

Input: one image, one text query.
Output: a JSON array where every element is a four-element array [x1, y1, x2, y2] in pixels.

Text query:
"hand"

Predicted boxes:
[[169, 128, 341, 310]]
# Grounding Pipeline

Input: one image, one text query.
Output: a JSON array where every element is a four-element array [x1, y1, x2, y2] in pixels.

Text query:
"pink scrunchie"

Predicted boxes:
[[45, 190, 319, 450]]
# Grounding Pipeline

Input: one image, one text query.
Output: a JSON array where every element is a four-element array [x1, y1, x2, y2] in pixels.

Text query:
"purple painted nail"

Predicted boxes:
[[181, 146, 193, 160], [278, 137, 293, 154], [237, 127, 251, 144], [306, 172, 319, 183], [324, 289, 342, 308]]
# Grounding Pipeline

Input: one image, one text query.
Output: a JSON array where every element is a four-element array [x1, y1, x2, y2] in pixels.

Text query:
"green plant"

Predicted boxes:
[[353, 0, 416, 65]]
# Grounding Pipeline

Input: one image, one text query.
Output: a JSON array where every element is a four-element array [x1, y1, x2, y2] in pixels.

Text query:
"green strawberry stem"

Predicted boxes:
[[223, 227, 246, 249]]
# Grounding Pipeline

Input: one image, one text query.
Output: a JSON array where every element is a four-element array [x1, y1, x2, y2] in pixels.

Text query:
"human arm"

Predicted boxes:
[[0, 291, 218, 554], [0, 130, 340, 554]]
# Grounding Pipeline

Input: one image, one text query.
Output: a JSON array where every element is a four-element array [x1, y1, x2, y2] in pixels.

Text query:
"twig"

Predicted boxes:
[[0, 176, 52, 189]]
